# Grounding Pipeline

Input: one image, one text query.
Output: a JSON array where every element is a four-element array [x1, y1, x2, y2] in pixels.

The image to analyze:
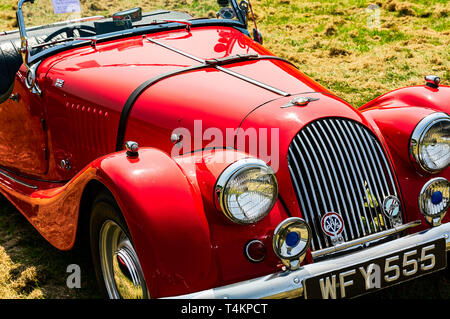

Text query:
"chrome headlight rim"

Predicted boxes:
[[410, 112, 450, 174], [215, 158, 278, 225], [418, 177, 450, 226]]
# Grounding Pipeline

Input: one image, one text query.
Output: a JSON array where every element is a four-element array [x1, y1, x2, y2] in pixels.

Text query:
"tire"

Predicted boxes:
[[89, 191, 149, 299]]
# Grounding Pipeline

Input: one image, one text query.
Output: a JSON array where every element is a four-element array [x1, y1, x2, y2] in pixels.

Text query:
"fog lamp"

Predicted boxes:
[[419, 177, 450, 226], [273, 217, 311, 270]]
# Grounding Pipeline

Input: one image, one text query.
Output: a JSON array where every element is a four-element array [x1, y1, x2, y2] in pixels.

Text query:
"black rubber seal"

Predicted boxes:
[[115, 63, 210, 151], [115, 54, 296, 151]]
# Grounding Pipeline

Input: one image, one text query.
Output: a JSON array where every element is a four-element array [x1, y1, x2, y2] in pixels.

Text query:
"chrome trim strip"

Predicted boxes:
[[147, 38, 290, 96], [311, 220, 421, 259], [0, 169, 38, 189], [147, 38, 204, 63], [215, 66, 290, 96], [167, 222, 450, 299]]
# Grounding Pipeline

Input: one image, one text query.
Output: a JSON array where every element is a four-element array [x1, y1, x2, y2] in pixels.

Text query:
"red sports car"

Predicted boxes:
[[0, 0, 448, 299]]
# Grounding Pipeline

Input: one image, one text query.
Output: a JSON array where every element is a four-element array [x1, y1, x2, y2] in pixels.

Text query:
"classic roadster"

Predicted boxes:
[[0, 0, 449, 299]]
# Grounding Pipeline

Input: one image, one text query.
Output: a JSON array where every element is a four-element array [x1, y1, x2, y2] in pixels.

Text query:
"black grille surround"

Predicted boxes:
[[287, 118, 402, 253]]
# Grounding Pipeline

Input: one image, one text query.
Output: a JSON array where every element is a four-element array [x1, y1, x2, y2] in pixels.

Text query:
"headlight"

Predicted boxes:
[[215, 158, 278, 224], [419, 177, 450, 226], [410, 112, 450, 173]]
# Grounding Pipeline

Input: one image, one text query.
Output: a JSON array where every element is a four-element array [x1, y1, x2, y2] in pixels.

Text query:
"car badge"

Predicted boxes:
[[382, 195, 401, 220], [281, 96, 320, 108], [55, 79, 64, 88], [321, 212, 344, 241]]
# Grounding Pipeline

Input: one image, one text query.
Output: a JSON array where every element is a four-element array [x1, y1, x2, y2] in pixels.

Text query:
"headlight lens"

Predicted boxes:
[[215, 158, 278, 224], [419, 177, 450, 226], [410, 112, 450, 173]]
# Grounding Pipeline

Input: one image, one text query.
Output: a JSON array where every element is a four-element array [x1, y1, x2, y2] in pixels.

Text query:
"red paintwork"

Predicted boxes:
[[360, 86, 450, 227], [0, 23, 448, 298], [0, 67, 47, 175]]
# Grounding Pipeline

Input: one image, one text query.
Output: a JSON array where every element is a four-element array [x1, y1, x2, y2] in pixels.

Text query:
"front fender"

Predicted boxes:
[[96, 148, 288, 297], [360, 85, 450, 112], [360, 85, 450, 229], [93, 148, 216, 298], [0, 148, 215, 298]]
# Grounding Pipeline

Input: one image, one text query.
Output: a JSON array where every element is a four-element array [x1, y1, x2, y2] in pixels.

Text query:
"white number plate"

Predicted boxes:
[[304, 238, 446, 299]]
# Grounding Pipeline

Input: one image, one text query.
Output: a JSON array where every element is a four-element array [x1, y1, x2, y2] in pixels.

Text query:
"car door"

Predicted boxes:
[[0, 67, 48, 176]]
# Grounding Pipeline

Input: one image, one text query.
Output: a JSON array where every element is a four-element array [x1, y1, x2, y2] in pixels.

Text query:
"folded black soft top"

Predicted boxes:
[[0, 40, 22, 103]]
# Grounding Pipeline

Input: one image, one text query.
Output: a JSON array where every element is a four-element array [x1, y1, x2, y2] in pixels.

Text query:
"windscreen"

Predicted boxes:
[[21, 0, 244, 29]]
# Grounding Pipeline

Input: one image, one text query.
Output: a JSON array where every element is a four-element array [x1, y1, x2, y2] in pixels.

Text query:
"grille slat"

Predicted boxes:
[[320, 121, 368, 238], [343, 120, 388, 232], [287, 149, 325, 250], [311, 122, 359, 240], [290, 136, 331, 248], [305, 125, 351, 241], [287, 118, 401, 252], [330, 120, 374, 234]]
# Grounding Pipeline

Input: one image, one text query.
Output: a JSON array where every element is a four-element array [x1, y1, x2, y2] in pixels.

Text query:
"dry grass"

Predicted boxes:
[[0, 196, 98, 299], [1, 0, 449, 105], [251, 0, 449, 106], [0, 0, 449, 299]]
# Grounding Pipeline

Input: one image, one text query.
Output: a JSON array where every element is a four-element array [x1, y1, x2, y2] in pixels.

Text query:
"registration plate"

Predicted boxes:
[[304, 238, 447, 299]]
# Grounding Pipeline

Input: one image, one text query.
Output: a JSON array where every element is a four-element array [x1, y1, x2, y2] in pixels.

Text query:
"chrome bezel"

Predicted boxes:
[[244, 239, 266, 263], [410, 112, 450, 173], [215, 158, 278, 225], [418, 177, 450, 226], [272, 217, 311, 270]]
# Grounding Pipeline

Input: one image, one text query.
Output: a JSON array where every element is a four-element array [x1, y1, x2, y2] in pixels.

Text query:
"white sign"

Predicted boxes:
[[51, 0, 81, 14]]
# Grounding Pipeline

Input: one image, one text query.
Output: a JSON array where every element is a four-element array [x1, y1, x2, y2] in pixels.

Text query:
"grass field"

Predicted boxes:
[[0, 0, 449, 299], [1, 0, 448, 106]]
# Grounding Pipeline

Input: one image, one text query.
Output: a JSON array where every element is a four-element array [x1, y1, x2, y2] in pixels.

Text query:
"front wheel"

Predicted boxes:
[[89, 192, 149, 299]]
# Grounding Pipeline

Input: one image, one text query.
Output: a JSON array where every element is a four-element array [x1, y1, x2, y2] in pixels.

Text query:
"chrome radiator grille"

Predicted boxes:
[[287, 118, 401, 252]]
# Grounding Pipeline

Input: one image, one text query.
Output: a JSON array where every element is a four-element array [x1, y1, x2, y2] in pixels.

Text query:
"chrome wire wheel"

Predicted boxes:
[[99, 220, 149, 299]]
